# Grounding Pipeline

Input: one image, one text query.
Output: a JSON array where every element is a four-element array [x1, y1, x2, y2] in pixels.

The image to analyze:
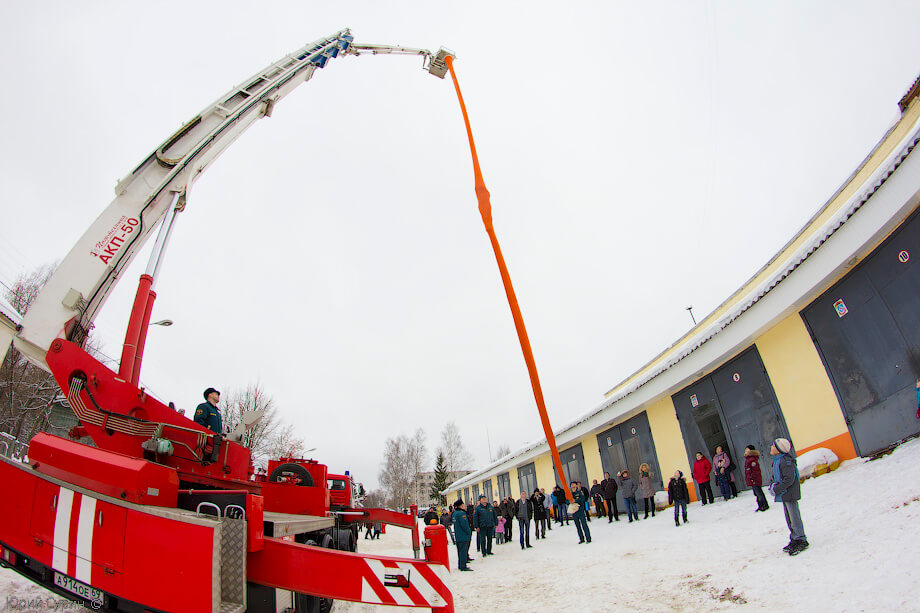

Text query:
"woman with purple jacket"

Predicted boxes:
[[713, 445, 733, 501]]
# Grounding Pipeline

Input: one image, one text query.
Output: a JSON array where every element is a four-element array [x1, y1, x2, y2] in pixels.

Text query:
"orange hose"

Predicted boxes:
[[445, 55, 573, 501]]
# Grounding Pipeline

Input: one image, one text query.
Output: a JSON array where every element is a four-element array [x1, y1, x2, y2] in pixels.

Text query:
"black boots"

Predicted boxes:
[[787, 539, 809, 556]]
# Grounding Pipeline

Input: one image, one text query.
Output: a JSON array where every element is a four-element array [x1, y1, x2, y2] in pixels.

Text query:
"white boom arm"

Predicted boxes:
[[14, 31, 450, 371]]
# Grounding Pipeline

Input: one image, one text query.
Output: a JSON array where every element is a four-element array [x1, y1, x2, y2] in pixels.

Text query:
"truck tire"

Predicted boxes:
[[335, 529, 356, 552], [268, 462, 314, 486]]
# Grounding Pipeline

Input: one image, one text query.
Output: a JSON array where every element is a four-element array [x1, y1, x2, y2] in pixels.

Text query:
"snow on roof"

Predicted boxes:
[[0, 293, 21, 328], [447, 109, 920, 494]]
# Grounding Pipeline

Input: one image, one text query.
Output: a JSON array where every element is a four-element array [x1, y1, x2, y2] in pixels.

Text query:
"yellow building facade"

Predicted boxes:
[[449, 75, 920, 506]]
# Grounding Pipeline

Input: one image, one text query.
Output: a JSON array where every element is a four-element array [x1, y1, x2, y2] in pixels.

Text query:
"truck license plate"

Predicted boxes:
[[53, 572, 103, 604]]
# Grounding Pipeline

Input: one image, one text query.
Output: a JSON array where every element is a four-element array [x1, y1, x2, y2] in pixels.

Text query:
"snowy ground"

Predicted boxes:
[[3, 438, 919, 612]]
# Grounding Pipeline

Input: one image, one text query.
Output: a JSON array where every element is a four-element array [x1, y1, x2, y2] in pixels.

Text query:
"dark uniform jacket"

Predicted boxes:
[[194, 401, 222, 433], [452, 509, 472, 542], [571, 488, 588, 518], [472, 503, 497, 529]]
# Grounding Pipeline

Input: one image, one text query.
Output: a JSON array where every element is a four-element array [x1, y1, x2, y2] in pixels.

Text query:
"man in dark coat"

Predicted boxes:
[[530, 489, 547, 539], [439, 508, 455, 544], [515, 491, 533, 549], [578, 482, 592, 522], [771, 438, 808, 556], [570, 481, 592, 544], [423, 505, 439, 526], [451, 501, 473, 571], [590, 479, 606, 519], [194, 387, 222, 433], [501, 497, 515, 543], [472, 495, 497, 556], [601, 472, 619, 522]]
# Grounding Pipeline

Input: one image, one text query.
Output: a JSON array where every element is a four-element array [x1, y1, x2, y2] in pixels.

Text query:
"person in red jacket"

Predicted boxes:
[[744, 444, 770, 512], [692, 451, 714, 505]]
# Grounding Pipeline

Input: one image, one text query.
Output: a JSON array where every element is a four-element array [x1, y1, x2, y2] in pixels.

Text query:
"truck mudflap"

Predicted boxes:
[[248, 527, 454, 611]]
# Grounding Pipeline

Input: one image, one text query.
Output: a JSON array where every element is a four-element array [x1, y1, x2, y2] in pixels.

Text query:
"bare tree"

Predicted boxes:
[[1, 265, 64, 441], [222, 382, 304, 465], [362, 489, 387, 509], [263, 423, 305, 461], [379, 434, 413, 509], [437, 422, 474, 474], [378, 429, 430, 509], [494, 444, 512, 459], [409, 428, 428, 506]]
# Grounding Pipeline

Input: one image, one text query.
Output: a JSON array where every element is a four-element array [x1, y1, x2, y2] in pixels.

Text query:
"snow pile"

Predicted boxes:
[[3, 438, 919, 612], [796, 447, 840, 479]]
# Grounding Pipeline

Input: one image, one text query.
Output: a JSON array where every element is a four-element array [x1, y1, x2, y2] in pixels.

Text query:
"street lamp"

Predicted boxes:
[[149, 319, 173, 327]]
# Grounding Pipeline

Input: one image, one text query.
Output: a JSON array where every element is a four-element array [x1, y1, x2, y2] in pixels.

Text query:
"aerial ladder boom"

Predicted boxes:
[[13, 30, 451, 376]]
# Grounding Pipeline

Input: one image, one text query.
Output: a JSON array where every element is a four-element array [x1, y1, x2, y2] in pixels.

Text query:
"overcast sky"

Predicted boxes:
[[2, 2, 920, 491]]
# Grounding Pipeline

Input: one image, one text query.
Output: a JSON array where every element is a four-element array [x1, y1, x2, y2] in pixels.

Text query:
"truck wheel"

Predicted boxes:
[[336, 529, 356, 552], [319, 535, 336, 611], [268, 462, 314, 486]]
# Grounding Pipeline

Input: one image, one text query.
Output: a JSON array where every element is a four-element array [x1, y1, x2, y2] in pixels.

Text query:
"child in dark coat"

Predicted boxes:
[[744, 444, 769, 512], [771, 438, 808, 555], [667, 470, 690, 526]]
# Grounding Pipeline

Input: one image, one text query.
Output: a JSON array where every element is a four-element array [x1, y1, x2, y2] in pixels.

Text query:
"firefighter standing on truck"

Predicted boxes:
[[194, 387, 223, 433]]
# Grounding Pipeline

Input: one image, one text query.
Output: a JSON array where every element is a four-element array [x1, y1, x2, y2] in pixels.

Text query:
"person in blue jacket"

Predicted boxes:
[[472, 495, 497, 556], [194, 387, 222, 433], [770, 438, 808, 556], [451, 501, 473, 571]]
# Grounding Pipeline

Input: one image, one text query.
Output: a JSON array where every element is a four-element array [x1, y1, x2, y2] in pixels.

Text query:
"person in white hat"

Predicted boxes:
[[770, 438, 808, 556]]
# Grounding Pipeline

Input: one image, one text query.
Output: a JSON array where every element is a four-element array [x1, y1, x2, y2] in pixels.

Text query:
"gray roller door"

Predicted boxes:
[[672, 346, 788, 498], [802, 207, 920, 455], [497, 472, 512, 499], [517, 462, 537, 496], [553, 443, 588, 487], [596, 412, 663, 511]]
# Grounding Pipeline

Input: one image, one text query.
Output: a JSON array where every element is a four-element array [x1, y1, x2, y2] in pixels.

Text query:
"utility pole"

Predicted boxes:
[[686, 306, 697, 326]]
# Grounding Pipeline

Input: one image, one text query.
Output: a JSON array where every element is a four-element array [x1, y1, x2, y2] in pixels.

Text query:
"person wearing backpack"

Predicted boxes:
[[770, 438, 808, 556]]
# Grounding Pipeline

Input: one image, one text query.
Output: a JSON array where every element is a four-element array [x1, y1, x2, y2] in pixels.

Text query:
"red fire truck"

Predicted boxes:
[[0, 30, 454, 612]]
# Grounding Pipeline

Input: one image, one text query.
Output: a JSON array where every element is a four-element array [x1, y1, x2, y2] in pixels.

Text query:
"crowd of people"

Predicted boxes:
[[422, 437, 808, 570]]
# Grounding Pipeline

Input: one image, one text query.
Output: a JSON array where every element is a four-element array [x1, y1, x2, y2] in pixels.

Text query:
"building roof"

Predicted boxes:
[[0, 293, 21, 328], [447, 94, 920, 494]]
